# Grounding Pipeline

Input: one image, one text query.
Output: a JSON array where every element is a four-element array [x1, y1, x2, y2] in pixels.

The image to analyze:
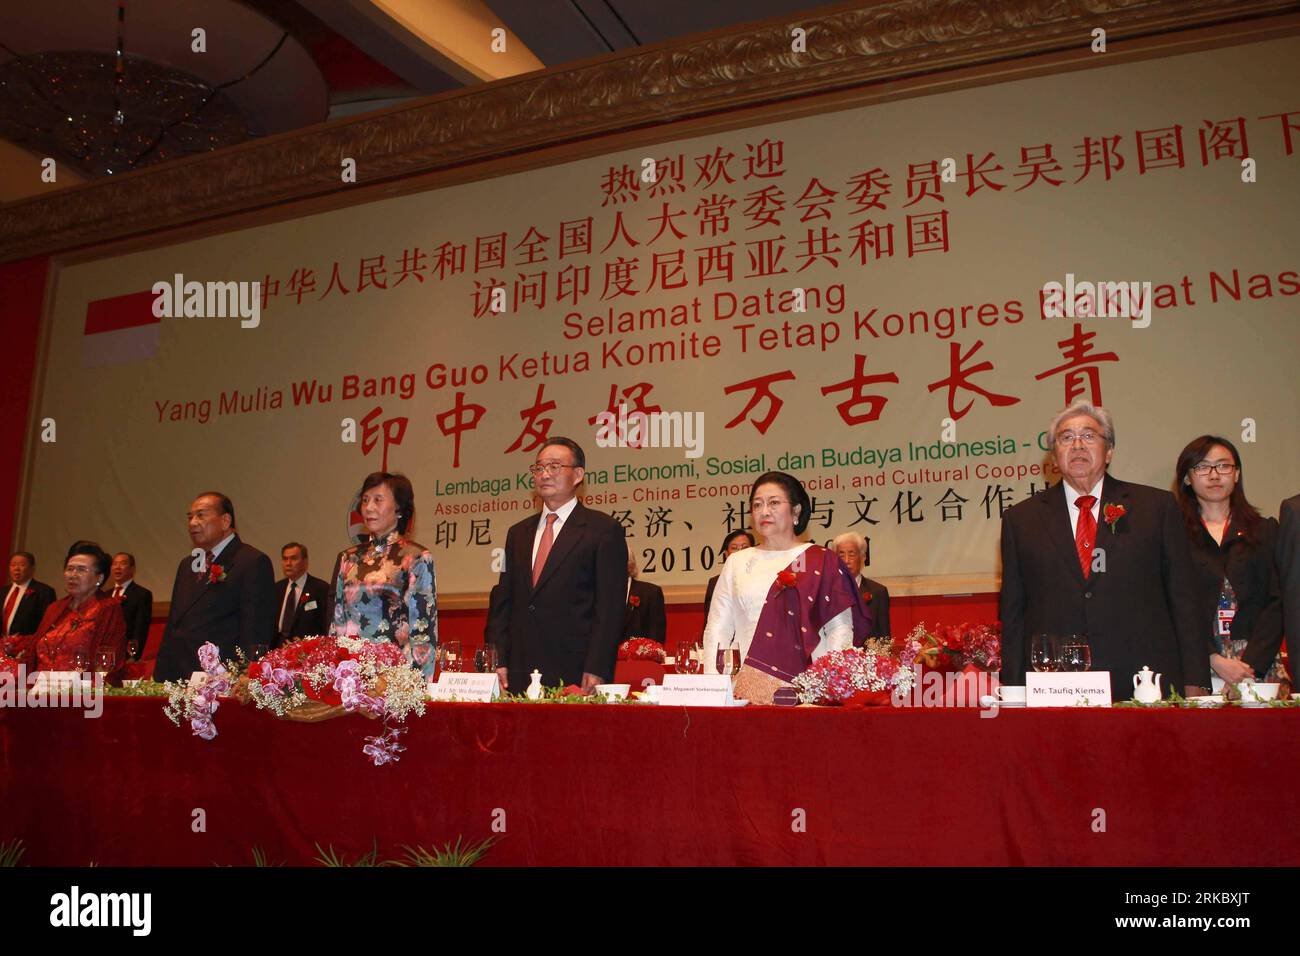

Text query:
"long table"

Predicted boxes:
[[2, 698, 1297, 866]]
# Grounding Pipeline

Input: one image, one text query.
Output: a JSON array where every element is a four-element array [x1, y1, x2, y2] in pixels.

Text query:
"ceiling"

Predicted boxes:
[[0, 0, 836, 201]]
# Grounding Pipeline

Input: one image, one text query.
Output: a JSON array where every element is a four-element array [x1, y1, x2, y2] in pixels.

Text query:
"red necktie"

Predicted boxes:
[[1075, 495, 1097, 578], [112, 586, 123, 599], [532, 513, 558, 586], [2, 587, 18, 636]]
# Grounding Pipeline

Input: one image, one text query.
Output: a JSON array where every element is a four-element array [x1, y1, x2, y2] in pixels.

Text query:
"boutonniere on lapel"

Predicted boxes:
[[776, 569, 799, 590], [628, 594, 640, 608], [207, 563, 227, 584], [863, 589, 873, 603], [1102, 503, 1127, 534]]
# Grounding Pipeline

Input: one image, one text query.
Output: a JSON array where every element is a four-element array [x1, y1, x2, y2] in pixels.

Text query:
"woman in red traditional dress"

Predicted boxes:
[[1, 541, 126, 681]]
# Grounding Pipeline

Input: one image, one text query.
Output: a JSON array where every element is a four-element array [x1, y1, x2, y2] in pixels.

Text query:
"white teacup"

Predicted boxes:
[[996, 685, 1027, 703], [642, 684, 663, 702], [596, 683, 631, 701], [1236, 680, 1279, 703]]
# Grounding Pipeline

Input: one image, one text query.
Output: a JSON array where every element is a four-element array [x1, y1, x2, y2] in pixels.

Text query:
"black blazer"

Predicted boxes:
[[273, 574, 331, 644], [487, 502, 628, 689], [3, 579, 56, 636], [623, 579, 667, 644], [154, 536, 276, 682], [102, 581, 153, 658], [858, 576, 891, 637], [1280, 495, 1300, 666], [1186, 517, 1283, 679], [702, 574, 720, 627], [999, 475, 1204, 696]]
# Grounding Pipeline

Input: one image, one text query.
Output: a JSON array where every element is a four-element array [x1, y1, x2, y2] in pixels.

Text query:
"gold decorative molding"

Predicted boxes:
[[2, 0, 1297, 262]]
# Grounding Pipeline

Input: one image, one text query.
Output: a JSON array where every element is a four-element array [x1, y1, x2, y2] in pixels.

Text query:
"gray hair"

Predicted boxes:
[[832, 531, 867, 554], [1049, 401, 1115, 448]]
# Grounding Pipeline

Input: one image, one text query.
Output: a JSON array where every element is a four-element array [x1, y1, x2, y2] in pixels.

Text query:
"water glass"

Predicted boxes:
[[1060, 636, 1091, 672], [126, 639, 140, 660], [248, 643, 269, 662], [435, 641, 461, 675], [93, 649, 117, 674], [674, 641, 702, 675]]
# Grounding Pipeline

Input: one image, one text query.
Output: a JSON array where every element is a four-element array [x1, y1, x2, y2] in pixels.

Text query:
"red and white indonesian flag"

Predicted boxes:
[[83, 290, 160, 368]]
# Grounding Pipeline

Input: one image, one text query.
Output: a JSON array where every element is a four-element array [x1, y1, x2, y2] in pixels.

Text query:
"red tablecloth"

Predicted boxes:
[[2, 698, 1297, 867]]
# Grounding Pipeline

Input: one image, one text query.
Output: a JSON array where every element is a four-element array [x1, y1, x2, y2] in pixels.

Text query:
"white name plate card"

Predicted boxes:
[[1026, 671, 1112, 707], [659, 674, 735, 707], [429, 673, 500, 702]]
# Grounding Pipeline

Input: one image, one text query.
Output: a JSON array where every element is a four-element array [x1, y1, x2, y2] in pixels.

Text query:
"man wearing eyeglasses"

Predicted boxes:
[[998, 401, 1204, 699], [487, 438, 629, 694]]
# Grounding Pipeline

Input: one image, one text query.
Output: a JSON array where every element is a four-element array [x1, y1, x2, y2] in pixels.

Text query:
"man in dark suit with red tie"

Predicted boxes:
[[488, 438, 628, 694], [273, 542, 330, 645], [103, 552, 153, 659], [154, 492, 276, 682], [3, 552, 56, 641], [999, 402, 1206, 699]]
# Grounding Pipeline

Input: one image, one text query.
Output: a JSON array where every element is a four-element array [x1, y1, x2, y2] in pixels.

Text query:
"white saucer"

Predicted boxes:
[[1187, 695, 1224, 708], [979, 695, 1025, 708]]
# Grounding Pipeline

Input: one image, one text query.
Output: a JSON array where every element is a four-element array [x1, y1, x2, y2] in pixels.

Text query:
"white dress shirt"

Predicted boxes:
[[4, 581, 30, 633], [531, 496, 579, 567], [279, 572, 308, 624], [209, 533, 236, 562], [1064, 477, 1104, 537]]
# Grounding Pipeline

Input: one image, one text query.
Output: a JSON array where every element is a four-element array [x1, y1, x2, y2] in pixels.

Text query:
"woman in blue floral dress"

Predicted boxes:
[[329, 472, 437, 676]]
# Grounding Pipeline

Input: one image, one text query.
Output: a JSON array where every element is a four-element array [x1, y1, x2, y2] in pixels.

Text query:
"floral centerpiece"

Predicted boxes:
[[791, 642, 921, 707], [165, 636, 427, 766]]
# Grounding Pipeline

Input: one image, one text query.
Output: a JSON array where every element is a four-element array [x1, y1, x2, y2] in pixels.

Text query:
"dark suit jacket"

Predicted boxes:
[[623, 579, 667, 644], [3, 579, 56, 637], [487, 501, 628, 688], [1280, 495, 1300, 671], [101, 581, 153, 659], [1188, 517, 1282, 679], [999, 475, 1204, 697], [154, 535, 276, 682], [273, 574, 331, 644], [858, 576, 891, 637]]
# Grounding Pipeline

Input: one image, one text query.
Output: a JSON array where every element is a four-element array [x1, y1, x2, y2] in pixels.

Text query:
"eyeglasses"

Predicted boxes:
[[750, 498, 790, 513], [1191, 461, 1237, 476], [1055, 429, 1103, 447], [528, 461, 576, 476], [63, 565, 96, 576]]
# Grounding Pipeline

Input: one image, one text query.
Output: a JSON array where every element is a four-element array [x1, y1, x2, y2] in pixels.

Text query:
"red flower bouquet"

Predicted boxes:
[[617, 637, 666, 662]]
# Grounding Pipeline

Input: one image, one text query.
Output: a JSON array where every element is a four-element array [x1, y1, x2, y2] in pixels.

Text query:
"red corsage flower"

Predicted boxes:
[[1102, 503, 1126, 533], [628, 595, 640, 607], [776, 570, 799, 590], [208, 564, 227, 583]]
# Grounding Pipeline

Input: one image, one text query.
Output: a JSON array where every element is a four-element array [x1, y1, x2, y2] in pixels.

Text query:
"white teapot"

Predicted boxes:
[[1132, 666, 1162, 704], [525, 669, 544, 700]]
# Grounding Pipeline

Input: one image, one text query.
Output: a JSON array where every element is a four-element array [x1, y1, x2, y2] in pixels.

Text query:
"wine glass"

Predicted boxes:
[[474, 644, 498, 673], [674, 641, 701, 675], [71, 651, 89, 675], [1060, 635, 1091, 672], [248, 643, 269, 663], [126, 639, 140, 660], [1029, 633, 1061, 672], [715, 641, 741, 677], [93, 649, 117, 674]]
